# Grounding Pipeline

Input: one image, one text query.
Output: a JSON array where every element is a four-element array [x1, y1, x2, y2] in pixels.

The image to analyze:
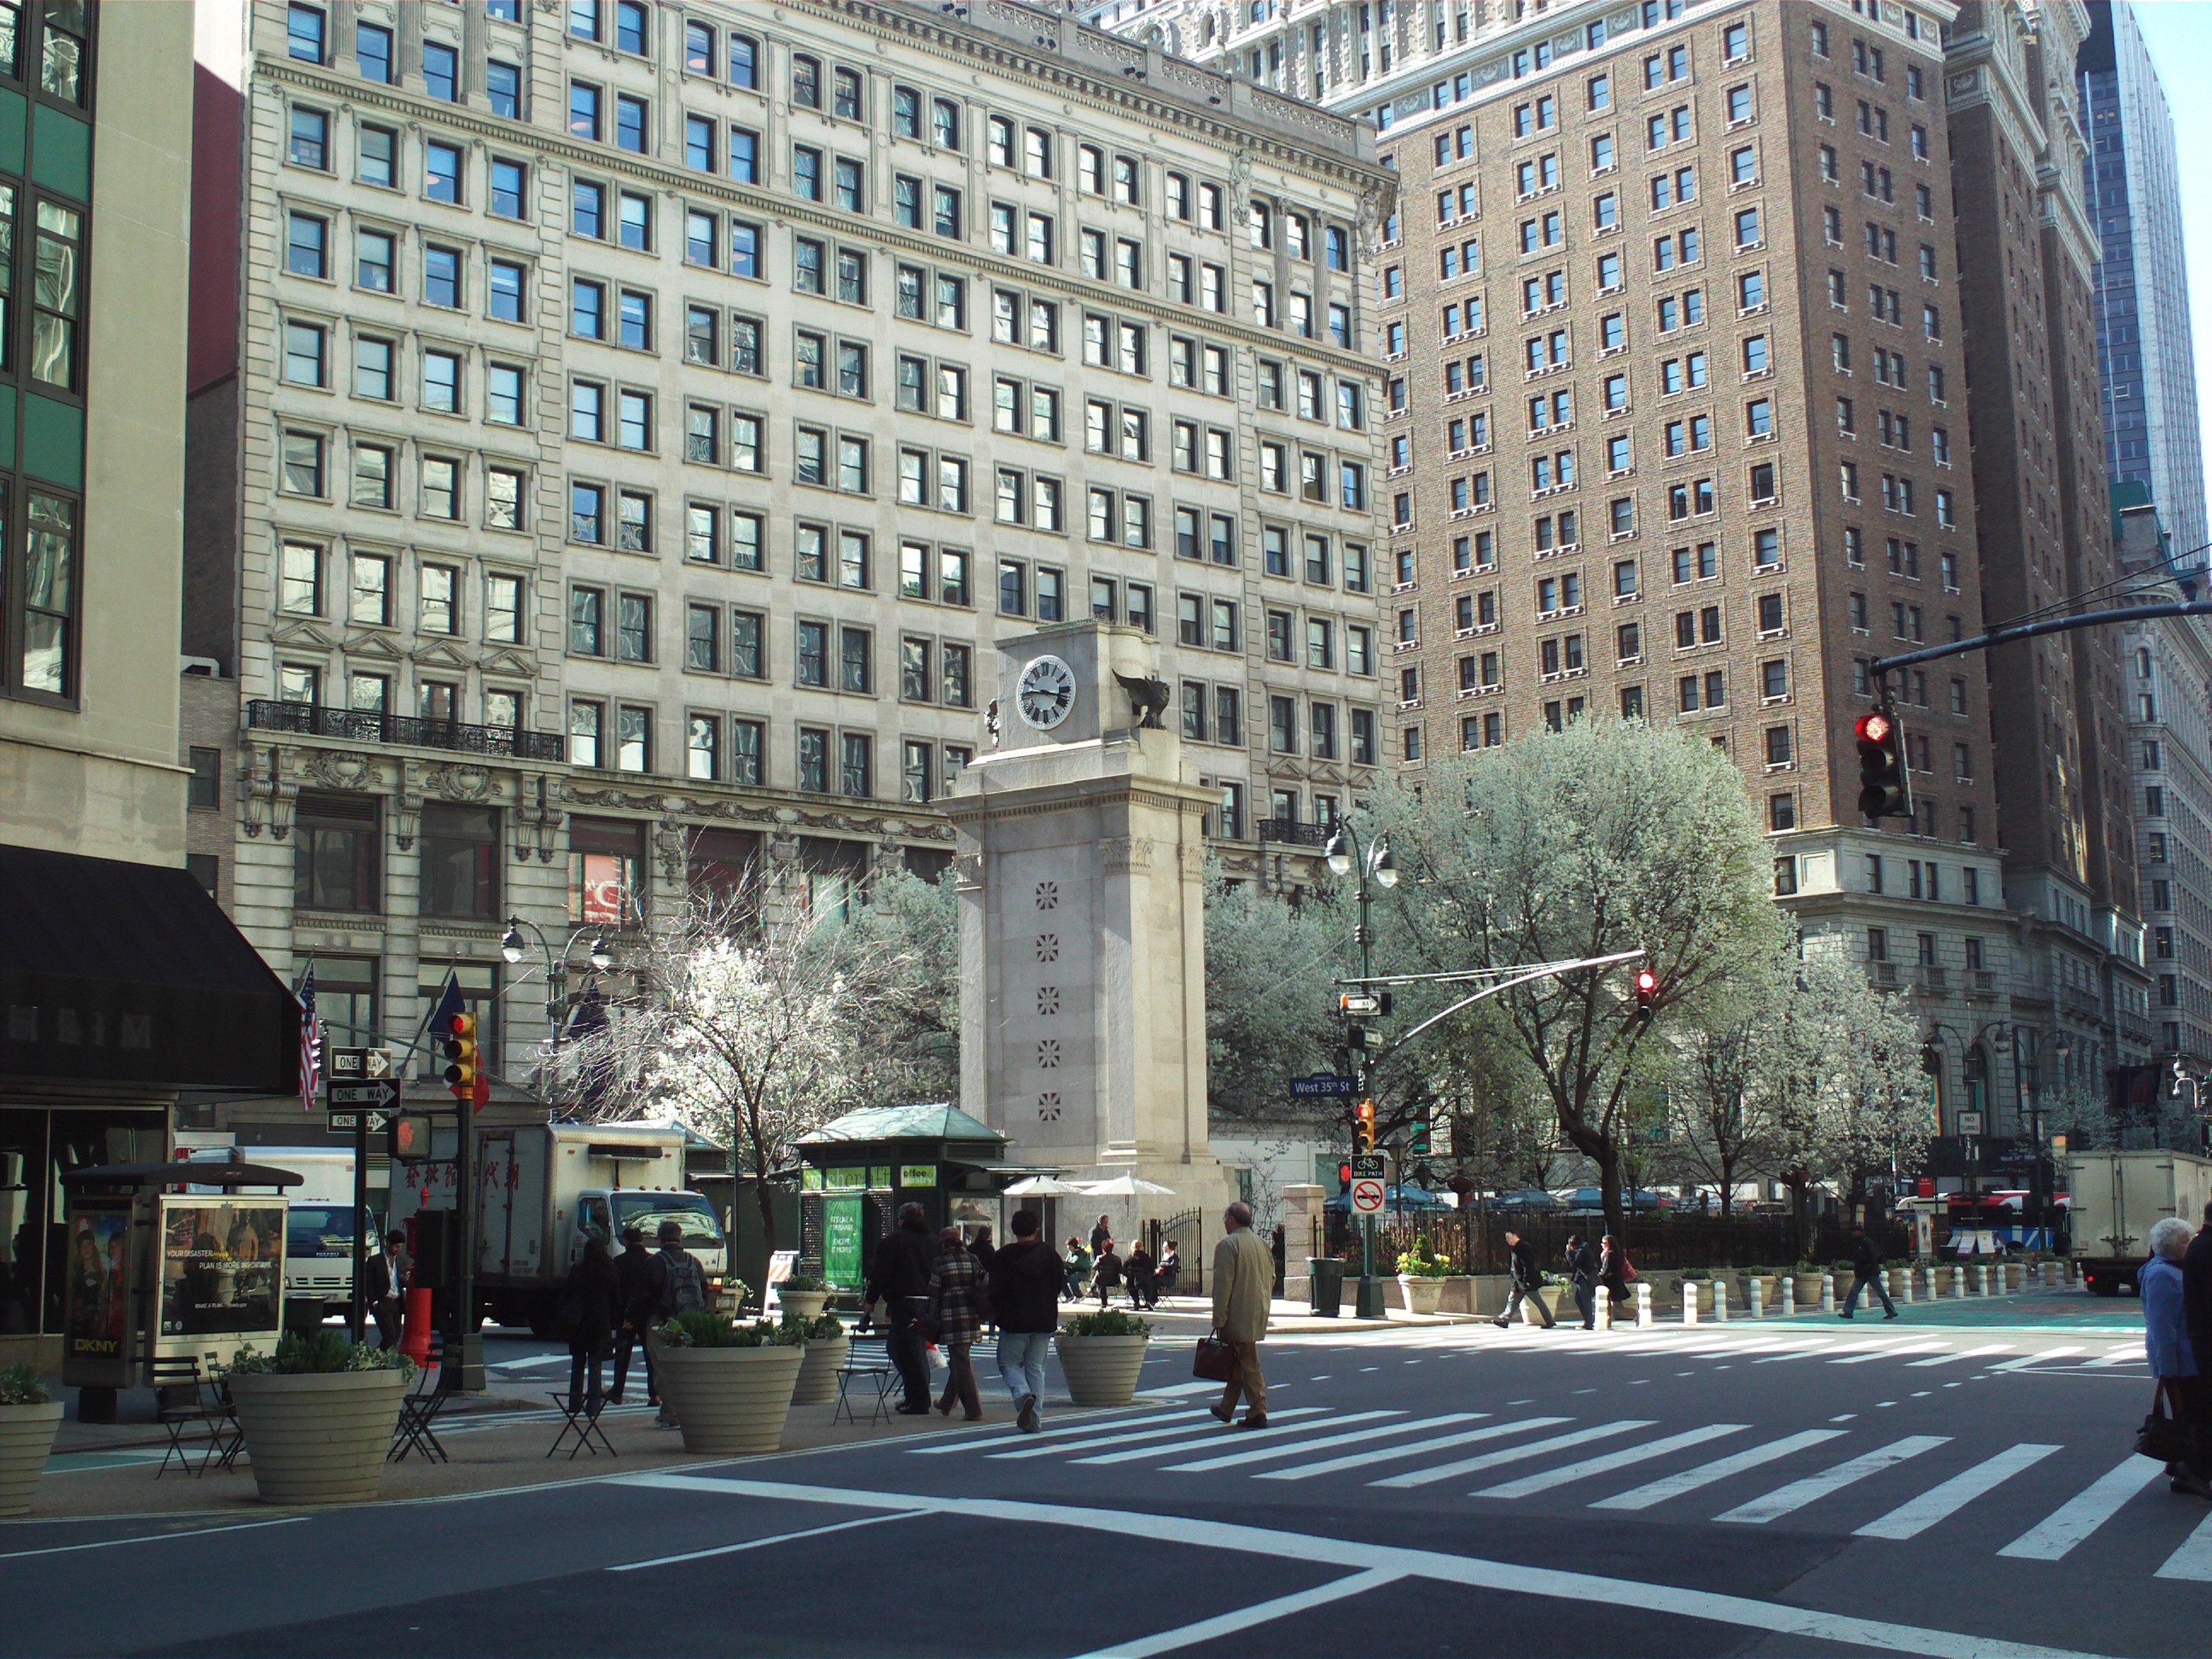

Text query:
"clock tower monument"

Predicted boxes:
[[946, 621, 1235, 1229]]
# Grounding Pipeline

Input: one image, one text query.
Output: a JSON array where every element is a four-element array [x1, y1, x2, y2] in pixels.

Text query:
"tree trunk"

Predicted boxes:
[[1716, 1147, 1737, 1219], [1597, 1145, 1627, 1244]]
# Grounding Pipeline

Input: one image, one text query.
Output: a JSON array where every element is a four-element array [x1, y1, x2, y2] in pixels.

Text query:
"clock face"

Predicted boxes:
[[1016, 654, 1077, 731]]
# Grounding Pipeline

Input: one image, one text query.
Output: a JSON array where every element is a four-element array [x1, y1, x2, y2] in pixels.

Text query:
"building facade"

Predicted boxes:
[[184, 0, 1393, 1096], [2076, 0, 2206, 564]]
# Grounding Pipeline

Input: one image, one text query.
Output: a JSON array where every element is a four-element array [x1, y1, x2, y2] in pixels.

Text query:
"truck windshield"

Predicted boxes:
[[610, 1192, 724, 1249], [287, 1206, 355, 1260]]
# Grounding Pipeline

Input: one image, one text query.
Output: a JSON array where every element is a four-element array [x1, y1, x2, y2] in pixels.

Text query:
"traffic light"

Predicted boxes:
[[1855, 709, 1911, 819], [389, 1112, 435, 1160], [1355, 1098, 1376, 1154], [1409, 1109, 1432, 1157], [442, 1011, 478, 1103], [1634, 967, 1658, 1025], [1337, 1160, 1352, 1194]]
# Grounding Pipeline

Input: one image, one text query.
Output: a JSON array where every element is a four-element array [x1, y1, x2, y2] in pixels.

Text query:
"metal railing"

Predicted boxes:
[[247, 700, 565, 762], [1257, 817, 1331, 847]]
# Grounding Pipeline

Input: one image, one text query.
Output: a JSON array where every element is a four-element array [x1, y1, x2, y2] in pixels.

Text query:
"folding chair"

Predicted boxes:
[[151, 1357, 241, 1478], [833, 1333, 897, 1426], [546, 1391, 618, 1460], [389, 1332, 451, 1464]]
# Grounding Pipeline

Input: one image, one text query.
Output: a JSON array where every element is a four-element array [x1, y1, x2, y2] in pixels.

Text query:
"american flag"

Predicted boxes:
[[297, 959, 321, 1112]]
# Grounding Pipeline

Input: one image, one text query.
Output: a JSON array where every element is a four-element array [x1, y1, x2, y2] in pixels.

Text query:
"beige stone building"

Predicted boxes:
[[182, 0, 1392, 1094]]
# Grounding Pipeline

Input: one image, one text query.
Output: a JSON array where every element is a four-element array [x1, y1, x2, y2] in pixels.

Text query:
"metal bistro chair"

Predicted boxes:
[[546, 1389, 619, 1460], [833, 1329, 898, 1427], [389, 1332, 452, 1465], [151, 1356, 242, 1478]]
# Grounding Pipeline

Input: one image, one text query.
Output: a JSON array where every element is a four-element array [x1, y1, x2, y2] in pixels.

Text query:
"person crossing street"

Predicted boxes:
[[1208, 1201, 1273, 1429], [1565, 1234, 1598, 1330], [1840, 1225, 1898, 1319], [1494, 1229, 1556, 1329]]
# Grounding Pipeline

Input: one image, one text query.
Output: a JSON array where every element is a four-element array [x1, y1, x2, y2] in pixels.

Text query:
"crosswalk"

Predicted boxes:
[[911, 1400, 2212, 1582]]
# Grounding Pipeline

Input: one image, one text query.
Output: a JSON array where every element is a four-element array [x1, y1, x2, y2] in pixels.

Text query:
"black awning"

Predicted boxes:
[[0, 843, 300, 1093]]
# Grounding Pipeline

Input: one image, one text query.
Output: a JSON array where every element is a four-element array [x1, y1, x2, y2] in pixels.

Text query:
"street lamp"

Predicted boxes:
[[500, 917, 614, 1051], [1323, 822, 1396, 1320]]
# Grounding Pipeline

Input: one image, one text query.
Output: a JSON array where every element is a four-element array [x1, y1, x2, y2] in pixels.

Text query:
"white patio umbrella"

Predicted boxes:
[[1002, 1175, 1089, 1197], [1080, 1174, 1177, 1197]]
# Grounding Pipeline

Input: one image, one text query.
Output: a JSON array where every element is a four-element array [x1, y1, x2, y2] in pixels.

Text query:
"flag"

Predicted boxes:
[[296, 959, 321, 1113], [428, 970, 464, 1042]]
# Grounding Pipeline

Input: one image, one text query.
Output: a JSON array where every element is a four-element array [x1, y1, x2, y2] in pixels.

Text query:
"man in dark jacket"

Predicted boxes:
[[1840, 1225, 1897, 1318], [610, 1226, 666, 1405], [863, 1203, 938, 1414], [988, 1209, 1063, 1432], [1125, 1242, 1156, 1309], [362, 1230, 408, 1348], [2184, 1199, 2212, 1377], [1493, 1230, 1556, 1329], [1564, 1235, 1598, 1330]]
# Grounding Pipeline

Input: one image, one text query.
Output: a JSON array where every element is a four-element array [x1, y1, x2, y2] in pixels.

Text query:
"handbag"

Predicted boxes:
[[2135, 1382, 2210, 1463], [1192, 1334, 1241, 1385]]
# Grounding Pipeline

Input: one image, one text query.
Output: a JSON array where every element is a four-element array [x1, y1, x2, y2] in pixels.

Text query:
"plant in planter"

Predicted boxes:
[[652, 1312, 807, 1454], [1056, 1309, 1152, 1407], [1396, 1242, 1452, 1315], [787, 1311, 850, 1407], [0, 1362, 61, 1519], [225, 1329, 413, 1506], [776, 1271, 830, 1322]]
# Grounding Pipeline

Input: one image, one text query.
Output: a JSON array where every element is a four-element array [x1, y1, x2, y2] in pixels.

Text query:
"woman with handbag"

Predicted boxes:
[[928, 1227, 986, 1421], [2143, 1217, 2211, 1497]]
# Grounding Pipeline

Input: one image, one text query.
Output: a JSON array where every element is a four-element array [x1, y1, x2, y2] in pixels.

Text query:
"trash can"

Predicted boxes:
[[1308, 1257, 1346, 1317]]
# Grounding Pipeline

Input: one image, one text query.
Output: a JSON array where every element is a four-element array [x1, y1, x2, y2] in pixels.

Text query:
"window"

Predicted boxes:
[[289, 106, 329, 170]]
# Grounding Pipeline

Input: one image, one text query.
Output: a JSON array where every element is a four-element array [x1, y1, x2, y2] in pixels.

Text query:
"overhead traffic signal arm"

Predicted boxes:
[[1855, 708, 1913, 821]]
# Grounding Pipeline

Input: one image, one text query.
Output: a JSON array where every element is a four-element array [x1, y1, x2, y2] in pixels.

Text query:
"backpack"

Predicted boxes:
[[659, 1248, 706, 1315]]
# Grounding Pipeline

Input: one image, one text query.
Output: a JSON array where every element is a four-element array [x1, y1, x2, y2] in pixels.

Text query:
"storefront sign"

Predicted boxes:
[[823, 1165, 868, 1190], [898, 1165, 936, 1188], [581, 853, 627, 925]]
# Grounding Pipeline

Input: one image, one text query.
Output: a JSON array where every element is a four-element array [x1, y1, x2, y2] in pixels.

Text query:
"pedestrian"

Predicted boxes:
[[1155, 1239, 1182, 1300], [1091, 1238, 1124, 1309], [969, 1224, 997, 1280], [988, 1209, 1062, 1434], [1494, 1228, 1557, 1329], [610, 1224, 666, 1407], [1089, 1214, 1113, 1255], [1840, 1224, 1899, 1319], [561, 1235, 622, 1415], [2186, 1199, 2212, 1377], [652, 1218, 708, 1427], [1598, 1230, 1632, 1313], [2144, 1216, 2211, 1496], [1062, 1237, 1092, 1302], [1208, 1201, 1273, 1429], [928, 1227, 986, 1421], [1125, 1240, 1156, 1309], [863, 1203, 939, 1416], [1565, 1234, 1598, 1330], [363, 1229, 408, 1349]]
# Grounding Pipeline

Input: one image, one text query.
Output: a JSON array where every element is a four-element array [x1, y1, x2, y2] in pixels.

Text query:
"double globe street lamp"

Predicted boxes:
[[500, 917, 614, 1053], [1322, 822, 1396, 1320]]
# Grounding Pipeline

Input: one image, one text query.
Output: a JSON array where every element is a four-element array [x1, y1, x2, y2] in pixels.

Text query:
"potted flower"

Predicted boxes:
[[1792, 1259, 1827, 1311], [0, 1362, 62, 1518], [652, 1311, 807, 1454], [787, 1311, 850, 1407], [1056, 1309, 1151, 1406], [226, 1330, 413, 1506], [1396, 1242, 1452, 1316], [777, 1271, 830, 1322]]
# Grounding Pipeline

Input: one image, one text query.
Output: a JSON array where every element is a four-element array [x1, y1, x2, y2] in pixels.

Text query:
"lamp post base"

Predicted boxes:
[[1355, 1274, 1386, 1320]]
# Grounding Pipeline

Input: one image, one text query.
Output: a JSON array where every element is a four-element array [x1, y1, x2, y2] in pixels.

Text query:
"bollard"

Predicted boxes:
[[1683, 1282, 1698, 1326], [1781, 1276, 1796, 1317], [1714, 1281, 1730, 1322], [1635, 1281, 1654, 1327], [1951, 1264, 1966, 1299], [400, 1286, 434, 1366], [1748, 1277, 1765, 1319], [1594, 1284, 1611, 1331], [1899, 1266, 1913, 1305], [1820, 1272, 1836, 1315], [1975, 1263, 1989, 1297]]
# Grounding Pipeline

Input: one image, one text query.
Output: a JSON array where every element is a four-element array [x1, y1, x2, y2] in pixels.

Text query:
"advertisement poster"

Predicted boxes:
[[581, 852, 626, 925], [157, 1199, 285, 1340], [62, 1198, 131, 1372], [824, 1197, 863, 1288]]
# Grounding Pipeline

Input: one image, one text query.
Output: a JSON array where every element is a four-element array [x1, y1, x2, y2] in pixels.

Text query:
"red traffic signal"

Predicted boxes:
[[1337, 1160, 1352, 1194], [1634, 967, 1658, 1024], [1855, 709, 1911, 820]]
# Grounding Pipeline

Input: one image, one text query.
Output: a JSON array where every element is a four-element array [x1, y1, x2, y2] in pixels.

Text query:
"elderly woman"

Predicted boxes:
[[2144, 1216, 2211, 1497], [928, 1226, 986, 1421]]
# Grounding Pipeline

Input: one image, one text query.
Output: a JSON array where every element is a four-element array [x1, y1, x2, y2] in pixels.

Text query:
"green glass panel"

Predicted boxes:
[[0, 384, 18, 471], [30, 104, 88, 200], [21, 391, 79, 487], [0, 90, 25, 177]]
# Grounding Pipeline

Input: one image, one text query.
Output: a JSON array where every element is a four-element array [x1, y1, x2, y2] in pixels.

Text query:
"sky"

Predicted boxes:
[[2128, 3, 2212, 502]]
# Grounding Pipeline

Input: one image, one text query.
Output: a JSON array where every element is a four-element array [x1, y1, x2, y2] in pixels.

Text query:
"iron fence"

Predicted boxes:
[[247, 698, 565, 762]]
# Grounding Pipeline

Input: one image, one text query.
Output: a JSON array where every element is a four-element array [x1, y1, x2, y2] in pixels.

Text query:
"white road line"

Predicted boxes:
[[1472, 1424, 1747, 1499], [607, 1512, 906, 1572], [1988, 1347, 2086, 1373], [2154, 1510, 2212, 1581], [1592, 1430, 1848, 1512], [1372, 1421, 1656, 1490], [1998, 1456, 2167, 1559], [1765, 1339, 1906, 1364], [1683, 1339, 1799, 1358], [1134, 1382, 1223, 1399], [1068, 1569, 1406, 1659], [994, 1409, 1327, 1461], [1714, 1436, 1950, 1525], [0, 1517, 308, 1561], [1164, 1413, 1483, 1473], [1852, 1444, 2062, 1539], [910, 1408, 1202, 1456], [1830, 1343, 1951, 1365], [615, 1471, 2123, 1659], [1747, 1345, 1845, 1364], [2080, 1347, 2143, 1369], [1906, 1344, 2014, 1368], [1257, 1416, 1571, 1483], [1069, 1409, 1340, 1465]]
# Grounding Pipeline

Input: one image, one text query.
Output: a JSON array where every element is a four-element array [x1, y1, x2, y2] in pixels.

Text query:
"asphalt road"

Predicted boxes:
[[6, 1315, 2205, 1659]]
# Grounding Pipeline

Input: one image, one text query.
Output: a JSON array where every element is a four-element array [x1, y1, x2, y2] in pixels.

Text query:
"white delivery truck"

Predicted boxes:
[[182, 1145, 364, 1324], [2064, 1149, 2212, 1295], [389, 1119, 730, 1335]]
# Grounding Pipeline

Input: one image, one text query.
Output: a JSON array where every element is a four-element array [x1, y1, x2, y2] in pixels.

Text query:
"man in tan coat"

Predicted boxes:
[[1209, 1201, 1273, 1428]]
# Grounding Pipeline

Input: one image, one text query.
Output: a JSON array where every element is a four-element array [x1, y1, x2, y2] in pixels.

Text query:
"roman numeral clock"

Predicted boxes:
[[1015, 653, 1076, 732]]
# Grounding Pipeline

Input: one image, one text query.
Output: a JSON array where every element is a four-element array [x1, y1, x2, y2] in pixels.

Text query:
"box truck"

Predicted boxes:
[[2064, 1149, 2212, 1295], [388, 1120, 730, 1334]]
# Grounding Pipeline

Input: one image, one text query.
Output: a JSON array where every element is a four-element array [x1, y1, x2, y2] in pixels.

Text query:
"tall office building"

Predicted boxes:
[[2077, 0, 2206, 563], [182, 0, 1391, 1101], [1098, 0, 2142, 1161]]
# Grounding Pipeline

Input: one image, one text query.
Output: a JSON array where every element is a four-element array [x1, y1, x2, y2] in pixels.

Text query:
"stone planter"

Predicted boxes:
[[1054, 1333, 1150, 1407], [790, 1335, 850, 1406], [778, 1290, 830, 1322], [1536, 1284, 1574, 1320], [0, 1401, 63, 1517], [1438, 1276, 1478, 1315], [1792, 1273, 1826, 1310], [655, 1343, 805, 1456], [1672, 1280, 1715, 1315], [1398, 1275, 1447, 1315], [228, 1368, 409, 1506]]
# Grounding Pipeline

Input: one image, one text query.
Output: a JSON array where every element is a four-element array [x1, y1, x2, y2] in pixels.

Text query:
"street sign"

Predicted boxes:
[[1351, 1153, 1387, 1179], [326, 1110, 391, 1134], [328, 1078, 402, 1113], [1291, 1074, 1358, 1098], [1957, 1110, 1985, 1136], [1351, 1177, 1387, 1215], [326, 1047, 394, 1081], [1337, 993, 1382, 1017]]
